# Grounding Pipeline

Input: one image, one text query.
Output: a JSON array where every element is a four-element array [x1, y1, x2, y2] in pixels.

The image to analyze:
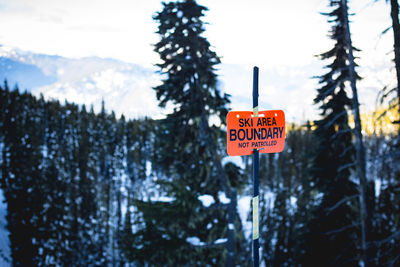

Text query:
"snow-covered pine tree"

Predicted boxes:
[[130, 0, 233, 265], [0, 84, 45, 266], [341, 0, 373, 264]]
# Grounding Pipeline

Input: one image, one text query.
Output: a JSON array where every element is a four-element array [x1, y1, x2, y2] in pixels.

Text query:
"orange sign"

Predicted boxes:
[[226, 110, 285, 156]]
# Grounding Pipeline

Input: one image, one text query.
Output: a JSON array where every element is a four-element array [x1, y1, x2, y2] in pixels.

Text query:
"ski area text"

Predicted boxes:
[[226, 110, 285, 156]]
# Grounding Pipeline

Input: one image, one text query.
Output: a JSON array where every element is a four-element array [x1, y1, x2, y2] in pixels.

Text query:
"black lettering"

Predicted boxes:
[[262, 117, 267, 126], [238, 141, 249, 148], [267, 128, 272, 139], [229, 129, 237, 141], [272, 117, 277, 126], [254, 128, 261, 140], [261, 128, 267, 139], [247, 128, 253, 140], [278, 127, 284, 138], [262, 140, 277, 146], [273, 127, 279, 138], [239, 118, 244, 127], [238, 129, 245, 141]]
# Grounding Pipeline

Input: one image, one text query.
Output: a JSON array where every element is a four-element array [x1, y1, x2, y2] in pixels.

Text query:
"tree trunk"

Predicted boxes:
[[199, 114, 236, 265], [225, 188, 237, 267], [390, 0, 400, 131], [341, 0, 369, 265]]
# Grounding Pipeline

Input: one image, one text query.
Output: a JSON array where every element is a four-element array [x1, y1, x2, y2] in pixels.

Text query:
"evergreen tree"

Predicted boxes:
[[389, 0, 400, 126], [300, 1, 361, 265], [224, 162, 249, 266], [131, 0, 232, 265], [95, 105, 119, 265], [341, 1, 371, 264], [0, 84, 45, 266], [38, 98, 72, 265]]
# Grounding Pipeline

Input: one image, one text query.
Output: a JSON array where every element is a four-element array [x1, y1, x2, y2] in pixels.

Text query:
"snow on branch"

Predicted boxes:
[[186, 237, 227, 248]]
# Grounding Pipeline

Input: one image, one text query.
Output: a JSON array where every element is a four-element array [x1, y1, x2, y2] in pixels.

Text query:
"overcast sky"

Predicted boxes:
[[0, 0, 395, 121], [0, 0, 391, 65]]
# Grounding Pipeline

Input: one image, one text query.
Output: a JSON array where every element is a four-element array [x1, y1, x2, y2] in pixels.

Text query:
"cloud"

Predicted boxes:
[[0, 0, 162, 65]]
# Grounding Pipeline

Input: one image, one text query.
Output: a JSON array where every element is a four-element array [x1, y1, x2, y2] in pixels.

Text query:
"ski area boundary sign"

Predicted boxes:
[[226, 110, 285, 156]]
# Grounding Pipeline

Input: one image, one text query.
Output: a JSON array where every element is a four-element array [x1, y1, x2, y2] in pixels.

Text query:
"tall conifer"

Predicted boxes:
[[301, 1, 361, 265], [131, 0, 232, 265]]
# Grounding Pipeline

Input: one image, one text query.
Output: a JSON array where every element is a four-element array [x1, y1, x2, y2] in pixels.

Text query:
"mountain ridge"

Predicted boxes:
[[3, 45, 385, 123], [0, 46, 163, 119]]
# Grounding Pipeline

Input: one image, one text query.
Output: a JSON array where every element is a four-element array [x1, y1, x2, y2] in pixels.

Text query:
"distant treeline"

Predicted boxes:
[[0, 82, 156, 266], [1, 82, 399, 266]]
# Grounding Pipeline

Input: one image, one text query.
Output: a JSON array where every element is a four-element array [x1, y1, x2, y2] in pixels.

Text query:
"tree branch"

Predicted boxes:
[[337, 162, 356, 173], [326, 194, 358, 215], [325, 222, 360, 236]]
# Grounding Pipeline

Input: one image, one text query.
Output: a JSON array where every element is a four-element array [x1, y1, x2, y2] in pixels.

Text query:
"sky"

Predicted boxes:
[[0, 0, 395, 121]]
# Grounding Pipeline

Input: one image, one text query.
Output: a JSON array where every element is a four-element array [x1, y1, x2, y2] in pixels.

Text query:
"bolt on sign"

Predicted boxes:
[[226, 110, 285, 156]]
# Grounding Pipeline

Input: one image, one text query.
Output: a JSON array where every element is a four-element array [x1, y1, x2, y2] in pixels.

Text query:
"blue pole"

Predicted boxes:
[[252, 66, 259, 267]]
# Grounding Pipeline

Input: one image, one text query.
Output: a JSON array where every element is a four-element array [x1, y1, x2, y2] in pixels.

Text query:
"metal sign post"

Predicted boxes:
[[226, 66, 286, 266], [252, 66, 260, 267]]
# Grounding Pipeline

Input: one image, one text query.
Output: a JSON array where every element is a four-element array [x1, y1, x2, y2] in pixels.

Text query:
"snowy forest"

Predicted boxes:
[[1, 0, 400, 266]]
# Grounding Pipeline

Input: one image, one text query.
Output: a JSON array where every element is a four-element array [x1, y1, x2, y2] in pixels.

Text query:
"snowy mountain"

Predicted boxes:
[[0, 46, 320, 121], [0, 45, 385, 122], [0, 46, 319, 120], [0, 46, 163, 119]]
